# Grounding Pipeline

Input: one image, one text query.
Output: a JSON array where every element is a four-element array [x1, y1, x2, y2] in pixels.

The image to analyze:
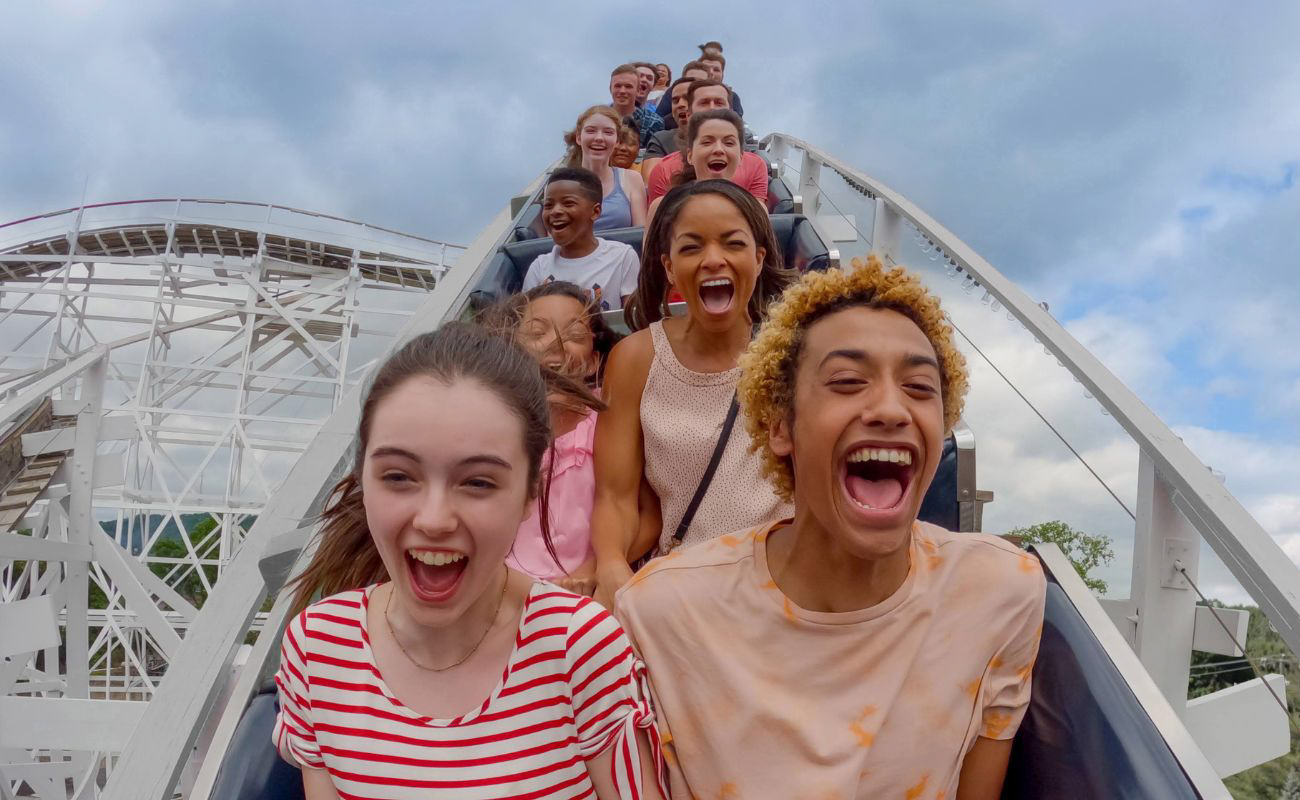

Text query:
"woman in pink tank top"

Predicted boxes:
[[591, 180, 795, 609]]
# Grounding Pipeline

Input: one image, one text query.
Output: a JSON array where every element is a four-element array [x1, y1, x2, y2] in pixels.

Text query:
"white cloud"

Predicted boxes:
[[3, 1, 1299, 612]]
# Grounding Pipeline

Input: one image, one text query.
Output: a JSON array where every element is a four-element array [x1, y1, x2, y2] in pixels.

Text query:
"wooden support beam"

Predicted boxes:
[[0, 594, 60, 659], [0, 697, 146, 750], [91, 532, 185, 656], [1192, 605, 1250, 658], [1184, 675, 1290, 777], [0, 532, 92, 562]]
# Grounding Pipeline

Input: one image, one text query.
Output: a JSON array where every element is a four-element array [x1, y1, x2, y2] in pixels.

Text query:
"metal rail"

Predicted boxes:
[[0, 197, 462, 251], [764, 132, 1300, 660]]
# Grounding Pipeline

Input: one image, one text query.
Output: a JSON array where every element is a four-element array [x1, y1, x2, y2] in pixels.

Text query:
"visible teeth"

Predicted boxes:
[[408, 549, 465, 566], [847, 448, 912, 466], [701, 278, 732, 288]]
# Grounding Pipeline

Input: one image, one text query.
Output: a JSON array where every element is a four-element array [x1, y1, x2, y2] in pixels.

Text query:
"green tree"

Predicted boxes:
[[1281, 767, 1300, 800], [1007, 520, 1114, 593], [147, 517, 220, 608]]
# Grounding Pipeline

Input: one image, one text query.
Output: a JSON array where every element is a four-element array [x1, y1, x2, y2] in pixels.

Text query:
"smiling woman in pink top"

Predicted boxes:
[[616, 257, 1046, 799]]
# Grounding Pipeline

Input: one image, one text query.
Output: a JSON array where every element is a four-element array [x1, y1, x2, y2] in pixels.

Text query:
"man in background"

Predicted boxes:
[[610, 63, 663, 147]]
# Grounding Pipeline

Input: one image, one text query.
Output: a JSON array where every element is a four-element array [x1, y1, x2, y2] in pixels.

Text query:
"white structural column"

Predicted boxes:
[[798, 150, 822, 221], [64, 349, 107, 701], [871, 197, 902, 266], [1128, 450, 1200, 713]]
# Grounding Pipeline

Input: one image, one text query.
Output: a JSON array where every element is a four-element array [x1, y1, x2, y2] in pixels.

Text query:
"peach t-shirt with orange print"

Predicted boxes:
[[616, 519, 1046, 800]]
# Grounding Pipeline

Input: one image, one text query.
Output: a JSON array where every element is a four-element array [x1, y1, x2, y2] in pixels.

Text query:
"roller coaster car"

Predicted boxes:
[[203, 160, 1213, 800], [208, 551, 1207, 800], [472, 213, 832, 315]]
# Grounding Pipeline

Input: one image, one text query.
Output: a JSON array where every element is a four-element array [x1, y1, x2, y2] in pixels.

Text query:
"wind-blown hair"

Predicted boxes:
[[737, 255, 970, 501], [624, 180, 795, 331], [476, 281, 622, 386], [288, 323, 554, 614]]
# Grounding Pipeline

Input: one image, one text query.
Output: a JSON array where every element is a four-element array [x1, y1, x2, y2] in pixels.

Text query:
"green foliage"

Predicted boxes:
[[1008, 520, 1114, 593], [1280, 767, 1300, 800], [147, 518, 220, 608], [1187, 603, 1300, 798]]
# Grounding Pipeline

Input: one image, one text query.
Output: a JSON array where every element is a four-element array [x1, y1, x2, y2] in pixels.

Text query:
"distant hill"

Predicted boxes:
[[98, 513, 255, 554]]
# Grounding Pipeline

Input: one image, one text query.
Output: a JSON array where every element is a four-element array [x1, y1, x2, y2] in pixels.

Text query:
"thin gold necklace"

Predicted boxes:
[[383, 567, 508, 672]]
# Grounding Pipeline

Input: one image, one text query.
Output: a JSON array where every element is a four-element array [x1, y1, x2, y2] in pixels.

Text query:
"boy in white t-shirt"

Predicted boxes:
[[522, 167, 641, 311]]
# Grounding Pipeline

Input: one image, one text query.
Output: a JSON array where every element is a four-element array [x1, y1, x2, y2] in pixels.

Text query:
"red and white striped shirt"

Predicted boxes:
[[274, 583, 665, 799]]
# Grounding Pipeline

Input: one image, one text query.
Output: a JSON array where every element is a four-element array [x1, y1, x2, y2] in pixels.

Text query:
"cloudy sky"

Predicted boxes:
[[3, 1, 1298, 601]]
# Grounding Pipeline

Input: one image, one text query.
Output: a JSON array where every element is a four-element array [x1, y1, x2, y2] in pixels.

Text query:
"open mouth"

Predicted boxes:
[[698, 277, 735, 314], [842, 446, 915, 512], [546, 217, 570, 235], [405, 548, 468, 602], [706, 158, 729, 174]]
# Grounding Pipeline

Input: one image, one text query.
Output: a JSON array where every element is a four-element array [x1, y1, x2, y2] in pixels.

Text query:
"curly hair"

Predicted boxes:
[[737, 255, 969, 501]]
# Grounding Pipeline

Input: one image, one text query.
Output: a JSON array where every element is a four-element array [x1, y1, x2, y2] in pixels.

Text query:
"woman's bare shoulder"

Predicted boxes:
[[606, 328, 654, 382], [622, 167, 646, 193]]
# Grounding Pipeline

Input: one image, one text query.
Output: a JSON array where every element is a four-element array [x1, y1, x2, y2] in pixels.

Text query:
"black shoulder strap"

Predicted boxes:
[[671, 391, 740, 547]]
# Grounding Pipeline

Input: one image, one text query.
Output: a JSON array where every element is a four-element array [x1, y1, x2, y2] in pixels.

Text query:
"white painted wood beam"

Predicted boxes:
[[0, 697, 146, 750], [0, 594, 60, 659], [1185, 676, 1290, 777], [0, 533, 92, 562]]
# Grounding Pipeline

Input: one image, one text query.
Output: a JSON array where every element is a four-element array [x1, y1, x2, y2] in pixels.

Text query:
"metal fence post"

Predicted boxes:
[[872, 198, 902, 266], [798, 149, 822, 221]]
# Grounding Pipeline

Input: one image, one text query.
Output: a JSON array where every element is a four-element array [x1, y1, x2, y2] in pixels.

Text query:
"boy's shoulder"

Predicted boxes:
[[593, 236, 638, 259], [617, 525, 768, 617], [917, 523, 1046, 607]]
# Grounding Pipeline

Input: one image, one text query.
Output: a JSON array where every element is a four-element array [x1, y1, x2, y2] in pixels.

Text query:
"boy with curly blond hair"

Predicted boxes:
[[617, 256, 1046, 799]]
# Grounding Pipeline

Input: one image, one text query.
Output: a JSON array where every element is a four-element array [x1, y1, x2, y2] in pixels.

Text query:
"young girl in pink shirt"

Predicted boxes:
[[481, 282, 621, 592]]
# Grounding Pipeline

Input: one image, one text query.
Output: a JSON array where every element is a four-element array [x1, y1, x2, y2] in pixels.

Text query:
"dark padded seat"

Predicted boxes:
[[767, 176, 795, 214], [209, 681, 305, 800], [768, 214, 831, 272], [917, 435, 959, 531], [1001, 565, 1203, 799], [473, 227, 647, 306], [511, 202, 547, 242]]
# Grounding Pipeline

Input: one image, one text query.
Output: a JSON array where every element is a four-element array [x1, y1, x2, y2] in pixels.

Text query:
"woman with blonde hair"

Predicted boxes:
[[564, 105, 647, 230]]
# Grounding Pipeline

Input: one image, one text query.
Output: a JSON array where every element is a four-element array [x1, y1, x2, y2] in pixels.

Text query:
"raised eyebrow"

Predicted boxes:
[[368, 445, 418, 461], [904, 353, 942, 371], [368, 448, 511, 470], [818, 349, 941, 371], [819, 348, 870, 368], [459, 454, 512, 470]]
